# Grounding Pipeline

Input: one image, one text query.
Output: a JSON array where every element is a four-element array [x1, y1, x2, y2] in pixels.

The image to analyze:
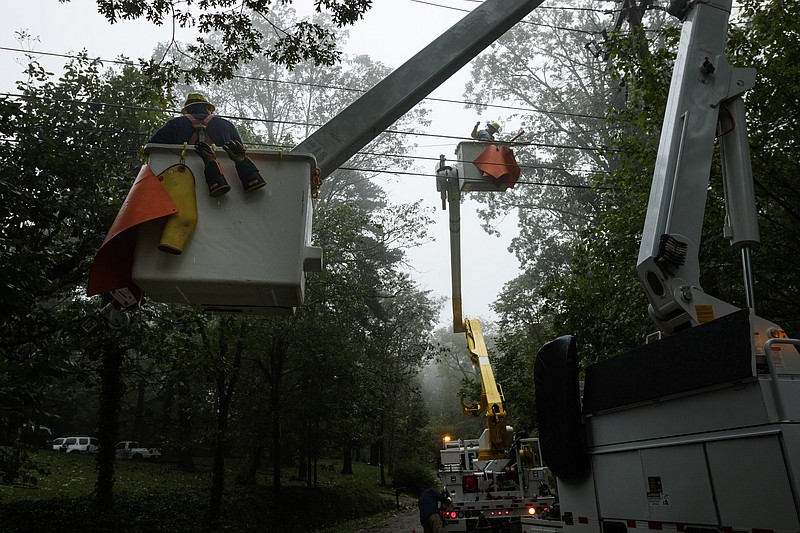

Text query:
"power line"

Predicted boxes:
[[458, 0, 623, 13], [408, 0, 604, 35], [0, 134, 611, 191], [339, 166, 613, 190], [412, 0, 665, 34], [0, 46, 606, 121], [0, 92, 611, 154]]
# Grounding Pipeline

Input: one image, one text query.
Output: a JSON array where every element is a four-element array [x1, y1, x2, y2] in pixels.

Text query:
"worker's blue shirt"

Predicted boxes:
[[149, 113, 243, 145], [418, 487, 448, 522]]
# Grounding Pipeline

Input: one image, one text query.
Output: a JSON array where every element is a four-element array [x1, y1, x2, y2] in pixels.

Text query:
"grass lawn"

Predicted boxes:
[[0, 450, 398, 532]]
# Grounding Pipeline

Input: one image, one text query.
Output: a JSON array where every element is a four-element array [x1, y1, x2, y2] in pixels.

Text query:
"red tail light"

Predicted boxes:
[[462, 476, 478, 493]]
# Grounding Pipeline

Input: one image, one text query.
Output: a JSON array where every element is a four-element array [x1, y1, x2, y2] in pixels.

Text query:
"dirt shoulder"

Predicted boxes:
[[354, 495, 420, 533]]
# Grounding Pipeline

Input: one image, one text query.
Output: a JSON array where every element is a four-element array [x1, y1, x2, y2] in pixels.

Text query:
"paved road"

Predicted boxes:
[[354, 506, 421, 533]]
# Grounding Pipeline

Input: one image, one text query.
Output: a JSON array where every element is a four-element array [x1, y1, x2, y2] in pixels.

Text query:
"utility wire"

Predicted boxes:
[[458, 0, 623, 13], [339, 166, 613, 190], [0, 135, 611, 190], [411, 0, 664, 34], [408, 0, 605, 34], [0, 91, 613, 153], [0, 46, 607, 121]]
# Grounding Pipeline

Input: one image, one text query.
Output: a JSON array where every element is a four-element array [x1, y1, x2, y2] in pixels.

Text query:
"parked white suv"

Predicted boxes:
[[60, 436, 99, 454]]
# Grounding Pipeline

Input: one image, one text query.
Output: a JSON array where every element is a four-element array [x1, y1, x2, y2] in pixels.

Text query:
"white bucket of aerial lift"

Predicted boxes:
[[456, 141, 514, 192], [131, 144, 323, 314]]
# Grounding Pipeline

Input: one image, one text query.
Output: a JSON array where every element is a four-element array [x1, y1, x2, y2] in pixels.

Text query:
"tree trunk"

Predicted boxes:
[[268, 333, 289, 505], [209, 422, 227, 528], [341, 441, 353, 475], [207, 318, 244, 529], [95, 341, 125, 512], [132, 380, 145, 441], [176, 382, 195, 472], [313, 430, 319, 489], [305, 422, 312, 489], [271, 405, 282, 501], [379, 437, 386, 487], [369, 440, 380, 466], [236, 444, 264, 485]]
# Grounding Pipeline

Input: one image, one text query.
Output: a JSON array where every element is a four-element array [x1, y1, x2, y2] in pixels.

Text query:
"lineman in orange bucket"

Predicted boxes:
[[470, 120, 501, 141], [150, 92, 266, 196]]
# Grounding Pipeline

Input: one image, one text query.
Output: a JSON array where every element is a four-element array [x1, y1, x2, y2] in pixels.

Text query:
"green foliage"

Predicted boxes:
[[728, 0, 800, 334], [0, 52, 169, 488], [490, 0, 800, 382], [0, 452, 394, 531], [390, 459, 437, 497], [0, 447, 50, 487], [71, 0, 375, 83]]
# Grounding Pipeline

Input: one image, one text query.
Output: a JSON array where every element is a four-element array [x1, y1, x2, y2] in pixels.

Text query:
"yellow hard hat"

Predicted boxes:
[[488, 121, 501, 132], [181, 92, 215, 114]]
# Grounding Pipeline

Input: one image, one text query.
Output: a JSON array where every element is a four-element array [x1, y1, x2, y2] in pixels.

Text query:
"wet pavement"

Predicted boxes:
[[354, 507, 421, 532]]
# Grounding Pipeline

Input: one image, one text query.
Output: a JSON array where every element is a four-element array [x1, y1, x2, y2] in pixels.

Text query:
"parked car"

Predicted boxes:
[[115, 441, 161, 460], [50, 437, 66, 451], [60, 436, 99, 454]]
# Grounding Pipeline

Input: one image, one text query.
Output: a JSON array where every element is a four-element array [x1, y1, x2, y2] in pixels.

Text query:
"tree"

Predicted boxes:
[[162, 3, 437, 495], [0, 51, 168, 497], [70, 0, 375, 83], [197, 315, 248, 527], [531, 0, 800, 372], [728, 0, 800, 334]]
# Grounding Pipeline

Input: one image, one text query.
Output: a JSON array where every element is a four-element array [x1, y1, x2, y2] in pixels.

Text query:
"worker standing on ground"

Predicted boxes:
[[470, 120, 501, 141], [418, 487, 450, 533], [149, 92, 265, 197]]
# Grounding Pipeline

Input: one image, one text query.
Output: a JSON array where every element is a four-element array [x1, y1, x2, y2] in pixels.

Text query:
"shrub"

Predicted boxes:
[[0, 446, 49, 486], [391, 459, 437, 496]]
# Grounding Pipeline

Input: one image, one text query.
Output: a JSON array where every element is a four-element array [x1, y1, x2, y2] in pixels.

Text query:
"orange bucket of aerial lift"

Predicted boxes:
[[156, 164, 198, 255]]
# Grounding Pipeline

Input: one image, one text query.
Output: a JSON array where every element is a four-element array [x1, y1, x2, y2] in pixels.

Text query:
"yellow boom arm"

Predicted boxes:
[[460, 318, 509, 459]]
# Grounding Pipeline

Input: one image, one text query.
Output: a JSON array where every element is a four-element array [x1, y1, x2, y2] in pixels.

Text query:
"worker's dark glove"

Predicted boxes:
[[195, 141, 217, 165], [223, 140, 248, 163]]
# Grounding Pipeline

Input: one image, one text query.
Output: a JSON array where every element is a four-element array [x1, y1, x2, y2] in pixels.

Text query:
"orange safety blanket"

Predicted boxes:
[[472, 144, 521, 188], [87, 165, 178, 296]]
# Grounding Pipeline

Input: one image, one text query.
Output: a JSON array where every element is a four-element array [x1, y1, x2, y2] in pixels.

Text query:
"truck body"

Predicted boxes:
[[528, 1, 800, 532], [439, 320, 556, 532], [440, 434, 556, 532]]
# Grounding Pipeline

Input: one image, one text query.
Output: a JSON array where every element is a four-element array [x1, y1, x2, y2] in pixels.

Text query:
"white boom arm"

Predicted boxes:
[[636, 0, 759, 333]]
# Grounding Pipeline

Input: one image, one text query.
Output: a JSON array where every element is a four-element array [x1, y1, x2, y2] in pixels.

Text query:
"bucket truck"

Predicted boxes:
[[527, 1, 800, 532], [438, 319, 556, 533]]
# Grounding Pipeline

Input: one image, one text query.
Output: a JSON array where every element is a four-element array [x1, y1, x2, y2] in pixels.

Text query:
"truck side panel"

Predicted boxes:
[[707, 433, 798, 530]]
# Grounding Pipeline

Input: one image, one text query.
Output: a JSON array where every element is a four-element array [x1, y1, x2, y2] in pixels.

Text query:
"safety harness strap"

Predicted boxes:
[[185, 114, 217, 145]]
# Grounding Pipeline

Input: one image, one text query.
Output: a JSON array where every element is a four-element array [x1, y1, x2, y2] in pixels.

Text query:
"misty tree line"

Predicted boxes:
[[1, 0, 798, 523]]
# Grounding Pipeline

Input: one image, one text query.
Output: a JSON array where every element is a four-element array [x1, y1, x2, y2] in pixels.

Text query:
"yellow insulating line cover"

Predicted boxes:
[[158, 164, 198, 255]]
